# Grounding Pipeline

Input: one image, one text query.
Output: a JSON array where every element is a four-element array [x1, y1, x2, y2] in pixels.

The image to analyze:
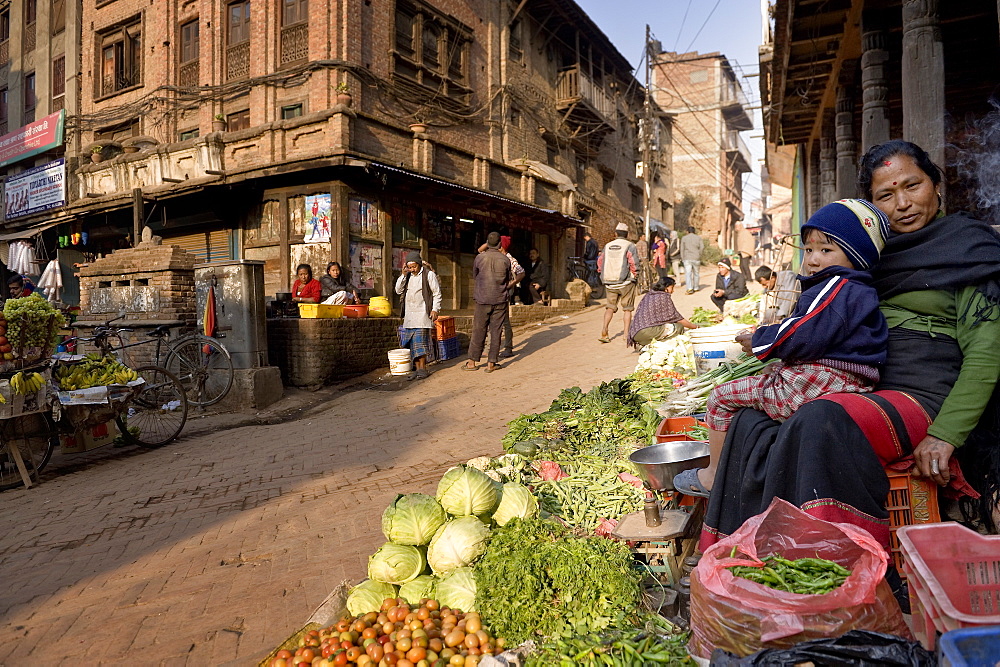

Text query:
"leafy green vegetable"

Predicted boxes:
[[381, 493, 447, 546], [525, 614, 695, 666], [426, 517, 490, 574], [368, 543, 426, 584], [475, 518, 642, 644], [689, 306, 721, 325], [398, 575, 436, 605], [436, 567, 478, 612], [491, 482, 539, 526], [436, 465, 499, 517], [346, 580, 398, 616]]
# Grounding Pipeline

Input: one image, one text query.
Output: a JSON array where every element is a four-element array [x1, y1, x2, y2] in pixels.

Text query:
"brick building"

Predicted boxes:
[[0, 0, 669, 311], [652, 50, 751, 252]]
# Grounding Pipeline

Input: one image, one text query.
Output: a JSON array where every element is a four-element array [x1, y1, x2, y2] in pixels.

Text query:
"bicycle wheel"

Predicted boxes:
[[0, 413, 58, 491], [588, 274, 605, 299], [165, 335, 234, 407], [116, 365, 188, 448]]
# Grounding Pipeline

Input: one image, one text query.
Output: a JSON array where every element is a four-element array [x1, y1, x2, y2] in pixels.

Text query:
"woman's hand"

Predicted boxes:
[[912, 435, 956, 486], [735, 332, 753, 355]]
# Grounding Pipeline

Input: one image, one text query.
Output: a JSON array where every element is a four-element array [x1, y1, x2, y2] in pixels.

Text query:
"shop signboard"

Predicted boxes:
[[4, 159, 67, 220], [0, 111, 66, 169]]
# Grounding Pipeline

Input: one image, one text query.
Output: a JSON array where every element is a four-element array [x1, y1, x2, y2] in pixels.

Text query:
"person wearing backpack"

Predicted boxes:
[[597, 222, 640, 343]]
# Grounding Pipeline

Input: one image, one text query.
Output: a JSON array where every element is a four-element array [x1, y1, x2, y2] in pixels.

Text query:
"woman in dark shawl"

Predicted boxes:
[[701, 141, 1000, 569]]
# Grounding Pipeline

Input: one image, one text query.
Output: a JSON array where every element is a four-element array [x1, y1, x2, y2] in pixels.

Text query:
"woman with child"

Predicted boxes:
[[697, 141, 1000, 582]]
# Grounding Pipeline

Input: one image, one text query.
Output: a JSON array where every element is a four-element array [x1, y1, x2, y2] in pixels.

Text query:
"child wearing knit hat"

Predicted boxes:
[[674, 199, 890, 497]]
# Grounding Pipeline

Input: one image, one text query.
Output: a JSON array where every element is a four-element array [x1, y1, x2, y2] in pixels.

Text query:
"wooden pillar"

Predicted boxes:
[[861, 13, 891, 152], [809, 143, 822, 217], [835, 71, 858, 199], [902, 0, 946, 171], [820, 110, 837, 205]]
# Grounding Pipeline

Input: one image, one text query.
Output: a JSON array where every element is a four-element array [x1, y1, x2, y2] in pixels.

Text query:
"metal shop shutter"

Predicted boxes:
[[162, 229, 234, 262]]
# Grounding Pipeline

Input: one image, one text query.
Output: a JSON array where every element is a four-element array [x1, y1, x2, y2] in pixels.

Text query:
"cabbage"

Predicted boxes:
[[368, 543, 426, 584], [436, 465, 498, 517], [398, 575, 436, 605], [491, 482, 539, 526], [436, 567, 477, 612], [382, 493, 448, 546], [346, 579, 398, 616], [427, 517, 490, 574]]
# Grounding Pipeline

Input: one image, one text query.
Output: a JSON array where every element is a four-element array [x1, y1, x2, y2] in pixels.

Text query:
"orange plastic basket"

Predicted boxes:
[[885, 467, 940, 581]]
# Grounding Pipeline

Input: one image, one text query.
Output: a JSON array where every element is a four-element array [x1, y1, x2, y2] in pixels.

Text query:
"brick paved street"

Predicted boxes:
[[0, 284, 723, 665]]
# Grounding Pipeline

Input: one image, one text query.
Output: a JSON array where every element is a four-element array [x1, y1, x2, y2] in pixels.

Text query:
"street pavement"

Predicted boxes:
[[0, 272, 730, 665]]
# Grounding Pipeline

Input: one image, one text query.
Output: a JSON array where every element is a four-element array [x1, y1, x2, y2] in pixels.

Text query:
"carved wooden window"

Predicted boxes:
[[52, 56, 65, 108], [226, 1, 250, 80], [0, 10, 9, 66], [23, 73, 35, 123], [179, 20, 199, 87], [280, 0, 307, 65], [51, 0, 66, 35], [508, 18, 522, 63], [24, 0, 36, 52], [99, 20, 142, 97], [282, 0, 307, 25], [391, 0, 472, 103]]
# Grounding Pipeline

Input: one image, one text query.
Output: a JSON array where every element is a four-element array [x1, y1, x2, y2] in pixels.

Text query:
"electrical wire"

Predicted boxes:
[[672, 0, 694, 52], [683, 0, 725, 53]]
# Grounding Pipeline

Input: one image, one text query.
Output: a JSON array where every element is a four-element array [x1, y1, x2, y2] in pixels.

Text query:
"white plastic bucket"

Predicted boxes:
[[688, 323, 747, 374], [388, 348, 413, 375]]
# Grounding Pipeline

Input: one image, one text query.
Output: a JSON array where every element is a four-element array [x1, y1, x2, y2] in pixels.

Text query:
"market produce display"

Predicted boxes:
[[722, 293, 762, 325], [688, 307, 721, 326], [525, 614, 694, 666], [532, 459, 643, 533], [659, 354, 767, 417], [268, 597, 505, 666], [3, 293, 66, 354], [9, 371, 45, 395], [54, 355, 139, 390], [727, 553, 851, 595], [474, 518, 642, 645], [634, 336, 696, 375]]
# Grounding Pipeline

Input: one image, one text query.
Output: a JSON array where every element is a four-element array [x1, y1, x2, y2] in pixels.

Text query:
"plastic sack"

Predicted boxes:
[[709, 630, 935, 666], [689, 498, 910, 658]]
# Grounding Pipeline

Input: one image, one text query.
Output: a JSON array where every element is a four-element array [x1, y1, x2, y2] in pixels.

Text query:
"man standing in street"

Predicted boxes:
[[395, 251, 443, 379], [465, 232, 515, 372], [679, 226, 703, 294], [597, 222, 639, 343], [582, 233, 599, 275]]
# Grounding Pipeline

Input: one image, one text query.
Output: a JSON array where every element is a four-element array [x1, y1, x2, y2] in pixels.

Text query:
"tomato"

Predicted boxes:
[[443, 630, 464, 648], [333, 651, 348, 666], [383, 653, 399, 665], [448, 656, 465, 666], [354, 621, 369, 634], [299, 648, 317, 661], [397, 660, 415, 667], [346, 646, 364, 661], [464, 617, 481, 634], [277, 650, 294, 659], [425, 600, 439, 612], [367, 644, 385, 662], [336, 620, 351, 633], [271, 659, 288, 667], [362, 627, 378, 640], [428, 639, 443, 654], [378, 635, 392, 646], [363, 612, 379, 625], [416, 608, 431, 621], [396, 637, 412, 652], [406, 647, 427, 662], [463, 634, 479, 649], [463, 656, 479, 667]]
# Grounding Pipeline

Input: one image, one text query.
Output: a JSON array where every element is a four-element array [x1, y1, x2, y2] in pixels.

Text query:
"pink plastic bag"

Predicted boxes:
[[535, 460, 568, 481], [689, 498, 910, 658]]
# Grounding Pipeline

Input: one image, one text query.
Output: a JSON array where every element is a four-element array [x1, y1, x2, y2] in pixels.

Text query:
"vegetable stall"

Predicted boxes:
[[262, 316, 927, 665]]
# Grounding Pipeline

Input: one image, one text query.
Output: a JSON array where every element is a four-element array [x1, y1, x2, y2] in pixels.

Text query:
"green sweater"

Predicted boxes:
[[881, 287, 1000, 447]]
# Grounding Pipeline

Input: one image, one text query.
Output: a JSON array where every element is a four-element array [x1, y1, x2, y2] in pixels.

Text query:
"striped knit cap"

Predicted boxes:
[[801, 198, 890, 270]]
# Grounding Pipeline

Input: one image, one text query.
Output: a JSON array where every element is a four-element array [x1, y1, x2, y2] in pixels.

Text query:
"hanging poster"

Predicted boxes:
[[348, 197, 381, 237], [304, 193, 332, 242], [349, 241, 382, 290], [5, 159, 66, 220]]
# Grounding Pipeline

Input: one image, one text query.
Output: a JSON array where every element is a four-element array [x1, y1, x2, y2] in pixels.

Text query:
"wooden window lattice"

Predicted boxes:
[[179, 61, 198, 87], [0, 42, 8, 67], [226, 42, 249, 80], [23, 22, 35, 53], [280, 22, 308, 65]]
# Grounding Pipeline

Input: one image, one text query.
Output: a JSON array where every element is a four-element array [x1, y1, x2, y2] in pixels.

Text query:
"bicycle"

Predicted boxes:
[[67, 321, 189, 449], [566, 256, 605, 299], [82, 315, 233, 408], [0, 411, 59, 491]]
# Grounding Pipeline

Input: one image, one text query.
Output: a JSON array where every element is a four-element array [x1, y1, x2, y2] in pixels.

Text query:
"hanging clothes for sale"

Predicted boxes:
[[36, 259, 63, 302]]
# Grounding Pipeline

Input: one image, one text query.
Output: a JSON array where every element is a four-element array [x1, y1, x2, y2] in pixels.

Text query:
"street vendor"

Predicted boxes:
[[754, 265, 799, 324], [394, 251, 442, 380], [291, 264, 321, 304], [700, 140, 1000, 602], [7, 274, 34, 299], [627, 277, 698, 349]]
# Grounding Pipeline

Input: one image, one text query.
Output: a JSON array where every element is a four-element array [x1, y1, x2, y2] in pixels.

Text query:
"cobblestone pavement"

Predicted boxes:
[[0, 280, 724, 665]]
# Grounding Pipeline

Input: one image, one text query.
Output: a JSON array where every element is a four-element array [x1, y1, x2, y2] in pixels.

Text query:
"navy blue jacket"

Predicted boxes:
[[751, 266, 888, 367]]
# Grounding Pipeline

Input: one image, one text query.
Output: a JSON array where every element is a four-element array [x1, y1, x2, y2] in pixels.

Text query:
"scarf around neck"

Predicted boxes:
[[871, 212, 1000, 326]]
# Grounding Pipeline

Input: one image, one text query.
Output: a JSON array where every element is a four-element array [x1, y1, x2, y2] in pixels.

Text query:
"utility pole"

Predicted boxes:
[[642, 25, 654, 245]]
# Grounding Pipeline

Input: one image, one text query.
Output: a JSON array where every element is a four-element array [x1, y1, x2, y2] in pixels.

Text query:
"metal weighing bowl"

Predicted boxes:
[[629, 441, 710, 491]]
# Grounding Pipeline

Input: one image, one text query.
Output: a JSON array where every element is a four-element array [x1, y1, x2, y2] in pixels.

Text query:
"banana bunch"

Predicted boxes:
[[54, 357, 139, 391], [11, 372, 46, 395]]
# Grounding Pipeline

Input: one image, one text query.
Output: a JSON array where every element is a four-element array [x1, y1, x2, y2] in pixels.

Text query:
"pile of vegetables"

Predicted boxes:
[[532, 459, 644, 533], [268, 597, 504, 666], [474, 518, 643, 645], [525, 614, 694, 666], [659, 355, 767, 417], [634, 336, 697, 375], [727, 552, 851, 595], [689, 307, 721, 326], [502, 379, 661, 463], [347, 465, 540, 618], [723, 292, 762, 324]]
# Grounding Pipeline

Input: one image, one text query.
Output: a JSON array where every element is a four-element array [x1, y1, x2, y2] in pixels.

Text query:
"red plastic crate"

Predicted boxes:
[[898, 522, 1000, 650], [654, 416, 707, 443], [885, 467, 940, 581], [434, 316, 456, 340]]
